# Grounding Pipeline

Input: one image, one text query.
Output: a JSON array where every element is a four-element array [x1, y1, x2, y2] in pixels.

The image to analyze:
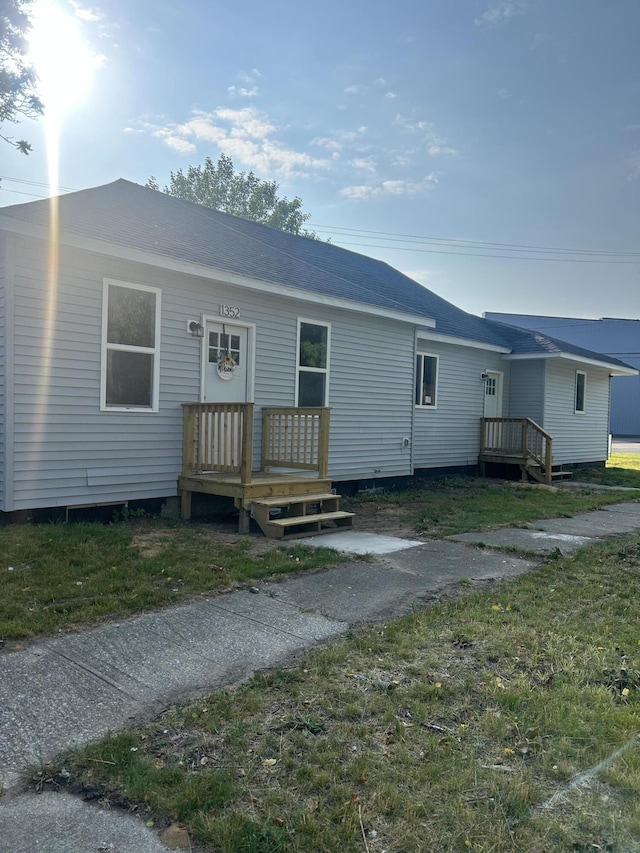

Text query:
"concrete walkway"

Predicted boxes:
[[2, 497, 640, 852]]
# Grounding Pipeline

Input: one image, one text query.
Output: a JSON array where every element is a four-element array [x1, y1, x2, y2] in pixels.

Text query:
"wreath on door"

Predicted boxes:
[[217, 354, 237, 380]]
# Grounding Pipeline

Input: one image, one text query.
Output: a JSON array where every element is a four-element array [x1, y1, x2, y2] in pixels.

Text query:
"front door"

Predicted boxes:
[[483, 371, 503, 418], [203, 321, 251, 403]]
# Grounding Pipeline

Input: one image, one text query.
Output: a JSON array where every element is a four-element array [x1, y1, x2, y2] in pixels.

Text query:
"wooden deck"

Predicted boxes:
[[479, 417, 570, 484], [178, 404, 353, 535]]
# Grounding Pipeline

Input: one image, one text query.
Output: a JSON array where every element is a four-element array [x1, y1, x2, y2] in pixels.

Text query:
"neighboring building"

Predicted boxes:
[[0, 181, 635, 524], [485, 313, 640, 436]]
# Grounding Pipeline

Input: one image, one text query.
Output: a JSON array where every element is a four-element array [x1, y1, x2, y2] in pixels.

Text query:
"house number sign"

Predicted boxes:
[[219, 304, 240, 318]]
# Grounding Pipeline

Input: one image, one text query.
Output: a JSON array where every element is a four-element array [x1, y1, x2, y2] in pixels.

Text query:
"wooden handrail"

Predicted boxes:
[[182, 403, 254, 484], [261, 407, 330, 476], [481, 417, 553, 470]]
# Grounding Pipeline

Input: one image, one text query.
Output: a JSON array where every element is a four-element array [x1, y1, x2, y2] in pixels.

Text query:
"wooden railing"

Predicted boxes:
[[481, 417, 553, 473], [261, 407, 330, 478], [182, 404, 330, 483], [182, 403, 254, 484]]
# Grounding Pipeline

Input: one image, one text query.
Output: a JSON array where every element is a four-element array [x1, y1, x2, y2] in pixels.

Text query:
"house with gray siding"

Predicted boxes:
[[0, 181, 635, 530], [485, 313, 640, 436]]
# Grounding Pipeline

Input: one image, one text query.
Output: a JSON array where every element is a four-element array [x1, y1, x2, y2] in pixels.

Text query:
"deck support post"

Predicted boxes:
[[181, 489, 192, 521], [238, 505, 251, 535]]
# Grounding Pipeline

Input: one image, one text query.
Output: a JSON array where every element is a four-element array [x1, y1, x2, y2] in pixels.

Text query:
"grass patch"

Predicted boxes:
[[45, 535, 640, 852], [0, 519, 339, 641], [573, 453, 640, 489], [347, 475, 640, 537]]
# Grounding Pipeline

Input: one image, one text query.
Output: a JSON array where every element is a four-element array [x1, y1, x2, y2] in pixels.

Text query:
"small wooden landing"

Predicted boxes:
[[178, 471, 335, 534], [479, 453, 571, 485]]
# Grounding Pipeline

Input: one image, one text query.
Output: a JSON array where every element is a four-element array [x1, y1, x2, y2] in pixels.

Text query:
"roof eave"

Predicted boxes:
[[503, 351, 638, 375]]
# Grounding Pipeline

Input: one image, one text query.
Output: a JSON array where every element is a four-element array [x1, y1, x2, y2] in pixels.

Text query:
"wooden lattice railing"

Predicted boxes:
[[261, 407, 330, 478], [182, 404, 330, 484]]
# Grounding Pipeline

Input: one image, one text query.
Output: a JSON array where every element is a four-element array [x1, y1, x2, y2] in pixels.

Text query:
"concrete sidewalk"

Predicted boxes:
[[2, 497, 640, 852]]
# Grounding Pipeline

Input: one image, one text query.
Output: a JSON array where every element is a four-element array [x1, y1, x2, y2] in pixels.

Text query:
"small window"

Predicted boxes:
[[296, 320, 329, 406], [575, 370, 586, 413], [102, 280, 161, 411], [415, 353, 438, 407]]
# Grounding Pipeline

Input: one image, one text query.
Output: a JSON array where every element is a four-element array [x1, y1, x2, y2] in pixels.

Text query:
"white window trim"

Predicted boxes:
[[101, 278, 161, 413], [415, 351, 439, 409], [575, 369, 586, 414], [295, 318, 331, 407]]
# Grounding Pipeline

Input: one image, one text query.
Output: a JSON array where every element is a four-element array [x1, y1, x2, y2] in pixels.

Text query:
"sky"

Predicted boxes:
[[2, 0, 640, 320]]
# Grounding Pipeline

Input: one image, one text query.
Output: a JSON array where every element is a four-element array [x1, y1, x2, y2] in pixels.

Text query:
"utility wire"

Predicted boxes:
[[1, 174, 638, 266]]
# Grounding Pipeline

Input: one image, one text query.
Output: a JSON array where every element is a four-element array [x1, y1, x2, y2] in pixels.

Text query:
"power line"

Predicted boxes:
[[325, 239, 640, 264], [310, 223, 640, 258], [1, 174, 638, 266]]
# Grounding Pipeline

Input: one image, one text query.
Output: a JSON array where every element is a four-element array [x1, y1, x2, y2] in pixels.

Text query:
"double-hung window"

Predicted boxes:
[[296, 320, 330, 406], [575, 370, 586, 413], [415, 353, 438, 407], [101, 279, 161, 411]]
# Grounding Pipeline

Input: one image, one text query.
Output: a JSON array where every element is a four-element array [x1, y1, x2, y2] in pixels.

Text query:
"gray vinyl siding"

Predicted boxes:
[[0, 236, 5, 508], [8, 235, 416, 510], [413, 340, 510, 470], [543, 360, 610, 464], [507, 360, 544, 424]]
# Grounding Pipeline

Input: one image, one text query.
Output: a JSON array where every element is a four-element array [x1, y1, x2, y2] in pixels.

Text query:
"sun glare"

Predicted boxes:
[[28, 0, 101, 118]]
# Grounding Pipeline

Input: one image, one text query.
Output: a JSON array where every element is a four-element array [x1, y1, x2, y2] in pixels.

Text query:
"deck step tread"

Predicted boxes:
[[253, 493, 338, 507], [266, 511, 355, 529]]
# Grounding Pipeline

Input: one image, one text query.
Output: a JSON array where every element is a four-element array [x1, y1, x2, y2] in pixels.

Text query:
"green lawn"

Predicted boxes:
[[44, 536, 640, 852], [572, 453, 640, 488], [2, 471, 639, 642], [0, 520, 339, 641]]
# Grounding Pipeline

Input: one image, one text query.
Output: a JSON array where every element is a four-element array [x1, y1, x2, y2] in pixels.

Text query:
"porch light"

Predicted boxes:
[[188, 320, 204, 338]]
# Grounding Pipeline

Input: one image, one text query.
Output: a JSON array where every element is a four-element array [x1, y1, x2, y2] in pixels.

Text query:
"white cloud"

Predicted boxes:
[[228, 85, 258, 97], [350, 156, 376, 171], [475, 0, 529, 26], [394, 115, 457, 156], [68, 1, 103, 21], [339, 173, 438, 200], [344, 84, 364, 95], [385, 91, 397, 100], [137, 106, 331, 178], [497, 87, 511, 99]]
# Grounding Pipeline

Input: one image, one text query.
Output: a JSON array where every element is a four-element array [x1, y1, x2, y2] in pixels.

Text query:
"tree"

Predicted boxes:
[[147, 154, 315, 236], [0, 0, 43, 154]]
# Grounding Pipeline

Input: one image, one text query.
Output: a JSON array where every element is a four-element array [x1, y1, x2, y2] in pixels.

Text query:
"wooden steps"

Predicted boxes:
[[251, 492, 354, 540], [525, 463, 572, 484]]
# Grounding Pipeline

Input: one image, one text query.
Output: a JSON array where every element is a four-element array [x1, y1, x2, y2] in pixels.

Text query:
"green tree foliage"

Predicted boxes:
[[147, 154, 315, 236], [0, 0, 43, 154]]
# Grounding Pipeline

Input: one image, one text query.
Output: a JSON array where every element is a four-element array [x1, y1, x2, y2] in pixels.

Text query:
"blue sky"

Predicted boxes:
[[3, 0, 640, 319]]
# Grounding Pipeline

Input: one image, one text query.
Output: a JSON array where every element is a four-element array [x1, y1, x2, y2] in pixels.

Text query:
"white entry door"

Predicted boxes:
[[483, 371, 503, 418], [203, 321, 251, 403]]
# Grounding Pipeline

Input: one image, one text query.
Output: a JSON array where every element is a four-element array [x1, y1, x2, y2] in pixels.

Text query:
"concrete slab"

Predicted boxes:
[[296, 530, 423, 555], [0, 592, 345, 790], [449, 528, 595, 554], [532, 509, 640, 538], [0, 791, 167, 853], [266, 542, 537, 623]]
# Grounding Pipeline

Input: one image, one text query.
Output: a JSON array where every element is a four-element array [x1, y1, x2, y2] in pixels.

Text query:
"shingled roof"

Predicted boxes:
[[0, 179, 633, 371]]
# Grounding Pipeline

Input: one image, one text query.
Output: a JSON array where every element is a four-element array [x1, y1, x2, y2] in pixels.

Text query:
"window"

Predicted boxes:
[[575, 370, 586, 413], [415, 353, 438, 407], [102, 280, 161, 411], [296, 320, 329, 406]]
